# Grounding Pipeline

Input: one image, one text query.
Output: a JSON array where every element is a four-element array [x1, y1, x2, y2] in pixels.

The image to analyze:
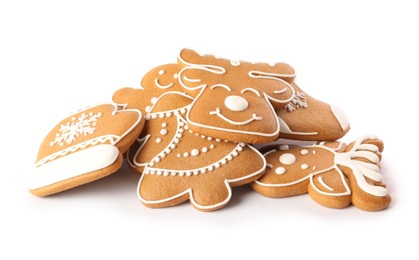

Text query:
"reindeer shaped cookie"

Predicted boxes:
[[177, 49, 296, 144], [112, 63, 266, 211], [250, 134, 391, 211]]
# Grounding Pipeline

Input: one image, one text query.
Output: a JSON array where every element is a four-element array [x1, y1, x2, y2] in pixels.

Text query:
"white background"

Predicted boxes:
[[1, 0, 418, 259]]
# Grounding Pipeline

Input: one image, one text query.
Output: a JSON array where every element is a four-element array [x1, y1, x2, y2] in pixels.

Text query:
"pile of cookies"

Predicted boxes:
[[29, 49, 392, 212]]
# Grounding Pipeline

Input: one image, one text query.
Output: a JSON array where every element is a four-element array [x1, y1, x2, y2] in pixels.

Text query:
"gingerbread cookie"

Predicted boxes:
[[29, 103, 144, 197], [112, 65, 266, 211], [177, 48, 296, 144], [250, 134, 391, 211], [276, 82, 350, 141]]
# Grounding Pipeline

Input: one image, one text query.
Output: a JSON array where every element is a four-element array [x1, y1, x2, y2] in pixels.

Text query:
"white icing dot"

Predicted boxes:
[[231, 60, 241, 66], [279, 145, 289, 151], [210, 144, 215, 149], [183, 152, 189, 157], [301, 164, 309, 170], [191, 149, 200, 156], [279, 153, 296, 165], [177, 154, 181, 158], [170, 144, 176, 149], [159, 113, 165, 118], [224, 95, 248, 111], [301, 149, 309, 155], [162, 122, 167, 127], [173, 73, 178, 79], [72, 117, 76, 121], [275, 167, 286, 175], [202, 147, 208, 153], [165, 112, 172, 117], [160, 129, 168, 135], [156, 138, 162, 143], [151, 97, 158, 104], [159, 69, 165, 75], [152, 114, 158, 119], [164, 148, 171, 154], [163, 171, 169, 176]]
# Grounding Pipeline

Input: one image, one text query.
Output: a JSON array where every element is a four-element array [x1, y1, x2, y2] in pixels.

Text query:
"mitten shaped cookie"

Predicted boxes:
[[250, 135, 391, 211], [112, 65, 266, 211], [177, 48, 296, 144], [29, 103, 144, 197]]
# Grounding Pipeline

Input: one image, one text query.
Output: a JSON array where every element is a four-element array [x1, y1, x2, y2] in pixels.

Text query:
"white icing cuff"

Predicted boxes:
[[330, 104, 350, 131], [28, 144, 120, 190]]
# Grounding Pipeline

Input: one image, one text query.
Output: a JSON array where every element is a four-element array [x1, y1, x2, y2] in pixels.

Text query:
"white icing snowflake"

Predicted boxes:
[[285, 92, 308, 112], [50, 112, 102, 146]]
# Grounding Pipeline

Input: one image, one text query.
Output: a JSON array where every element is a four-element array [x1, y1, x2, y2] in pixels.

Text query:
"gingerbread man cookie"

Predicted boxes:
[[113, 64, 266, 211]]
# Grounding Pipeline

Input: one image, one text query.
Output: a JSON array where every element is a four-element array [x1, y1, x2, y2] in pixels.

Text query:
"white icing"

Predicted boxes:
[[256, 134, 388, 198], [284, 92, 308, 112], [36, 103, 142, 167], [50, 112, 102, 147], [241, 88, 261, 97], [275, 167, 286, 175], [301, 149, 309, 155], [209, 108, 262, 125], [224, 95, 249, 112], [318, 176, 334, 191], [330, 104, 350, 131], [29, 144, 119, 190], [279, 153, 296, 165], [210, 84, 231, 91], [301, 164, 309, 170], [137, 143, 266, 211], [277, 116, 318, 136]]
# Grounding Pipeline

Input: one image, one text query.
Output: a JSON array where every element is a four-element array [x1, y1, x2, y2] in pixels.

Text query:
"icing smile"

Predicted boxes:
[[209, 108, 262, 125]]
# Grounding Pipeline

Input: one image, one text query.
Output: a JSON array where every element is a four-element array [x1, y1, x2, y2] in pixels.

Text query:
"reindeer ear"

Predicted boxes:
[[247, 75, 295, 109], [178, 48, 226, 73], [248, 63, 296, 83]]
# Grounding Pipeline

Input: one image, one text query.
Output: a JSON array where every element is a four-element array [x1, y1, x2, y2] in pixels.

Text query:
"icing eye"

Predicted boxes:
[[224, 95, 248, 112], [210, 84, 231, 91], [241, 88, 261, 97]]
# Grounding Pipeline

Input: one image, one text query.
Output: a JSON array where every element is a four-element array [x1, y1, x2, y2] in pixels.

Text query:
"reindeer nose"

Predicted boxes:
[[224, 95, 249, 111]]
